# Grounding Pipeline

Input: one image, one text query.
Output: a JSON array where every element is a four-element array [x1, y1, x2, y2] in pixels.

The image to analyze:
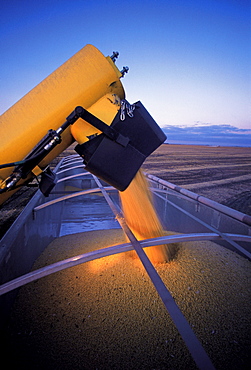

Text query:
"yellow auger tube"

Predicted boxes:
[[0, 44, 125, 205]]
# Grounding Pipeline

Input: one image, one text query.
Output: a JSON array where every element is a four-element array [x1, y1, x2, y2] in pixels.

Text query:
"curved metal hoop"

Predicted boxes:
[[1, 233, 250, 296]]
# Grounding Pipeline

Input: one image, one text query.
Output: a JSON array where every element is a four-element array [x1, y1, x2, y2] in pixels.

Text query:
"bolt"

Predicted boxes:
[[110, 51, 119, 62], [120, 66, 129, 77]]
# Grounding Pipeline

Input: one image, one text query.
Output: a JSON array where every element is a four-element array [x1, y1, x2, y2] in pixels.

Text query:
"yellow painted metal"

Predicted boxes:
[[71, 92, 121, 144], [0, 44, 125, 204]]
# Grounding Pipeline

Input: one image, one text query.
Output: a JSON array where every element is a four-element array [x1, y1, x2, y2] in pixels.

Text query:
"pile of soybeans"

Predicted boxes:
[[2, 228, 250, 370]]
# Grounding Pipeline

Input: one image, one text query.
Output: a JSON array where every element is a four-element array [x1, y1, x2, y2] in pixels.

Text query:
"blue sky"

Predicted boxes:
[[1, 0, 250, 146]]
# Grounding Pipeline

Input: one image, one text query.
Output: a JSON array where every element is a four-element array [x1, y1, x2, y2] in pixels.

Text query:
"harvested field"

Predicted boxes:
[[142, 144, 251, 215]]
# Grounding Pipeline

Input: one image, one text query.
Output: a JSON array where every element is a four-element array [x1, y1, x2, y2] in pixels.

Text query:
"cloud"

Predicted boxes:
[[162, 124, 251, 147]]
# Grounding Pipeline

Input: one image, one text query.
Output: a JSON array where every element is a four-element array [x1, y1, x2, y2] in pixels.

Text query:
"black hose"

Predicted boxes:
[[0, 160, 26, 169], [0, 150, 46, 170]]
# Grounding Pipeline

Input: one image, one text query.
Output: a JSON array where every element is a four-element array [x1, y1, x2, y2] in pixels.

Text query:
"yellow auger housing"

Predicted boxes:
[[0, 45, 126, 205], [0, 44, 166, 205]]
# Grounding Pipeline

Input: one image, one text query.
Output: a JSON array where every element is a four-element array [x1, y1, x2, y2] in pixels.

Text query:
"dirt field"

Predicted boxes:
[[1, 144, 251, 239], [142, 144, 251, 215]]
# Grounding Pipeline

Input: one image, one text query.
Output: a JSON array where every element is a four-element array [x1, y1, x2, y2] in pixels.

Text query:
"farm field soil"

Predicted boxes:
[[142, 144, 251, 215]]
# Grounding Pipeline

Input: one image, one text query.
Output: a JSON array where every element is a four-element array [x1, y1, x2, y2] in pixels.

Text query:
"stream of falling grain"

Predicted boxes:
[[119, 170, 178, 263]]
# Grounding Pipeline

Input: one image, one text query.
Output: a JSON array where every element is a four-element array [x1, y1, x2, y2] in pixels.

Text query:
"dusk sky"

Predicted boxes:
[[1, 0, 250, 146]]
